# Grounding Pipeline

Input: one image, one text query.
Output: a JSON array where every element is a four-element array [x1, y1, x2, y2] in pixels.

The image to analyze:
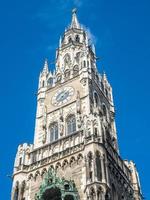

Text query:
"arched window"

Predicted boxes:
[[97, 187, 103, 200], [94, 92, 99, 107], [64, 54, 71, 68], [96, 151, 102, 181], [14, 182, 19, 200], [65, 69, 70, 80], [90, 188, 96, 200], [75, 52, 80, 63], [20, 181, 26, 200], [73, 65, 79, 76], [75, 35, 80, 43], [68, 37, 72, 43], [47, 78, 53, 87], [66, 115, 76, 134], [56, 74, 62, 83], [42, 80, 45, 87], [49, 122, 58, 142], [105, 89, 108, 97], [87, 152, 93, 182], [102, 104, 107, 117], [112, 184, 117, 200], [83, 60, 86, 67]]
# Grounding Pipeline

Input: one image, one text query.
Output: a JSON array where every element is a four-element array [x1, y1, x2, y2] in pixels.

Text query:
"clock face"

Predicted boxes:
[[52, 87, 74, 106]]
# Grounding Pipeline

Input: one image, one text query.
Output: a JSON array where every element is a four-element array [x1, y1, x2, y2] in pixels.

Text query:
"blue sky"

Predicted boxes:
[[0, 0, 150, 199]]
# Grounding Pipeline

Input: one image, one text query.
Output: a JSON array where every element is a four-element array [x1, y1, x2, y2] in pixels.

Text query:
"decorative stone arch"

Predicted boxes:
[[55, 162, 61, 171], [41, 168, 47, 178], [35, 170, 41, 181], [89, 187, 96, 200], [62, 159, 69, 170], [69, 156, 76, 167], [35, 168, 79, 200], [49, 165, 54, 170], [28, 173, 34, 181], [64, 69, 70, 80], [56, 73, 62, 83], [73, 65, 79, 77], [77, 153, 83, 164]]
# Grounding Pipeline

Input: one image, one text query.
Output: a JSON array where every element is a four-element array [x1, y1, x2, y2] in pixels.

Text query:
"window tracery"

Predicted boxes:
[[96, 151, 102, 181], [66, 115, 76, 135], [64, 54, 71, 68], [49, 122, 59, 142], [73, 65, 79, 76], [64, 69, 70, 80], [47, 77, 53, 87], [75, 35, 80, 43]]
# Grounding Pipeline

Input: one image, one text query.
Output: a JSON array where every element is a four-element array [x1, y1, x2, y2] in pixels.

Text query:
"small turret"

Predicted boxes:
[[38, 59, 49, 90]]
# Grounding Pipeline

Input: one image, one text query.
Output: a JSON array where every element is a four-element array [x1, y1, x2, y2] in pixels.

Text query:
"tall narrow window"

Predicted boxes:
[[94, 92, 99, 107], [42, 80, 45, 87], [73, 65, 79, 77], [102, 104, 107, 117], [68, 37, 72, 43], [67, 115, 76, 134], [14, 182, 19, 200], [96, 151, 102, 181], [112, 184, 118, 200], [88, 152, 93, 182], [47, 78, 53, 87], [50, 123, 58, 142], [75, 35, 80, 43], [20, 181, 26, 200]]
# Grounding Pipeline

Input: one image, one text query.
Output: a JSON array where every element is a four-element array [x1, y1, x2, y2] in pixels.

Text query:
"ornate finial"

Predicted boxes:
[[72, 8, 77, 14], [42, 58, 49, 74]]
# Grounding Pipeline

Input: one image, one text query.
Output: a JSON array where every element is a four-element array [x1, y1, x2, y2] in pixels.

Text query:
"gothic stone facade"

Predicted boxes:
[[11, 10, 142, 200]]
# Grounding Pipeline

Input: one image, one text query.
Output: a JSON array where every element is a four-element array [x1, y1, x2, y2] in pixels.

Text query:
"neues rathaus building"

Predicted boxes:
[[11, 9, 142, 200]]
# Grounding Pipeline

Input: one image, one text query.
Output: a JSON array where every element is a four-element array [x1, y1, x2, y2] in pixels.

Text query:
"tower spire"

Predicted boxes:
[[70, 8, 80, 29], [42, 58, 49, 74]]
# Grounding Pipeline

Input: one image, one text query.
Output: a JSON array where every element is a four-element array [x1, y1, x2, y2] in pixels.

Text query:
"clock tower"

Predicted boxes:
[[11, 9, 142, 200]]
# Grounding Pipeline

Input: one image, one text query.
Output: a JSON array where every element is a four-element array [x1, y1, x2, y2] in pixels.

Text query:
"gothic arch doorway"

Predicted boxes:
[[42, 187, 61, 200]]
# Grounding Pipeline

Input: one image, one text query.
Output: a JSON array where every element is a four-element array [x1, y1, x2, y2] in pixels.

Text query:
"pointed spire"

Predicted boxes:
[[102, 71, 107, 82], [42, 59, 49, 74], [70, 8, 80, 29]]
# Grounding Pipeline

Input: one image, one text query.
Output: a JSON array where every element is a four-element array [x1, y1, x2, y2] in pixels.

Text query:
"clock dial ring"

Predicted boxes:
[[52, 86, 74, 106]]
